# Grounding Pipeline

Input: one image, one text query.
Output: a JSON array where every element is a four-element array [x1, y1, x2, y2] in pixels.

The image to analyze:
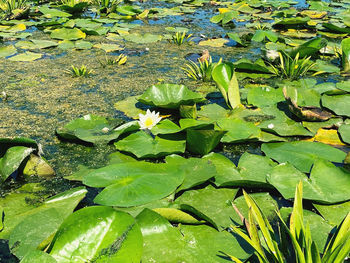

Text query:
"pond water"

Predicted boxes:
[[1, 0, 350, 261]]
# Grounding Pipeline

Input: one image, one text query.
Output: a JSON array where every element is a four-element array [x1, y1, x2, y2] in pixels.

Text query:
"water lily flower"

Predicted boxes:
[[266, 50, 279, 60], [138, 109, 162, 130]]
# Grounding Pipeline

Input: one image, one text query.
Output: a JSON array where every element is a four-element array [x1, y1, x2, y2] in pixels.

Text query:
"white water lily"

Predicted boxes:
[[138, 109, 162, 130], [266, 49, 279, 60]]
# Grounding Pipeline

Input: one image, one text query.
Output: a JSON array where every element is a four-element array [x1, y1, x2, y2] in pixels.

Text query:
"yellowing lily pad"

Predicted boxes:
[[8, 52, 42, 62], [306, 128, 345, 146], [50, 28, 86, 40], [0, 45, 17, 58], [198, 38, 228, 47]]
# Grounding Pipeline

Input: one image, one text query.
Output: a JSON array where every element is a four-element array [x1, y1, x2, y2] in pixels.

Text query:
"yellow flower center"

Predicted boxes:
[[144, 117, 154, 127]]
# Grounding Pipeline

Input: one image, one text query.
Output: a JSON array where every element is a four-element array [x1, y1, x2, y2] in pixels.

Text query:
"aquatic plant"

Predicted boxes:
[[93, 0, 122, 13], [65, 65, 92, 77], [60, 0, 89, 13], [169, 31, 193, 46], [212, 62, 241, 109], [138, 109, 162, 130], [0, 0, 28, 19], [182, 56, 222, 82], [269, 52, 316, 80], [99, 54, 127, 67], [341, 37, 350, 73], [228, 182, 350, 263]]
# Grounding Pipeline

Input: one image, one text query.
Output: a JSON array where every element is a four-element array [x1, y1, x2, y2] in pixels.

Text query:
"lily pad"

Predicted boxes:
[[138, 84, 205, 109], [186, 128, 226, 155], [123, 33, 162, 43], [49, 206, 142, 263], [50, 28, 86, 40], [338, 124, 350, 144], [217, 118, 261, 143], [198, 38, 228, 47], [82, 161, 185, 207], [114, 131, 185, 158], [0, 45, 17, 57], [322, 94, 350, 117], [314, 201, 350, 226], [0, 146, 34, 182], [56, 114, 131, 144], [267, 160, 350, 203], [262, 141, 346, 173], [8, 52, 42, 62]]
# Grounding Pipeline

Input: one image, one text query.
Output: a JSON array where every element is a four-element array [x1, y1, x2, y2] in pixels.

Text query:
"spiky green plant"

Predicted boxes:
[[0, 0, 28, 19], [98, 54, 127, 67], [182, 56, 222, 82], [169, 31, 193, 46], [269, 51, 317, 80], [66, 65, 92, 78], [93, 0, 122, 13], [227, 182, 350, 263]]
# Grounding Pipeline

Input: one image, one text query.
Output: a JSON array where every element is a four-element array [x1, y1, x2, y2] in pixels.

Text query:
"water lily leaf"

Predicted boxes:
[[50, 28, 86, 40], [39, 6, 71, 17], [341, 37, 350, 72], [15, 40, 58, 50], [57, 40, 75, 50], [114, 95, 145, 119], [198, 38, 228, 47], [0, 45, 16, 57], [74, 40, 93, 49], [152, 208, 202, 224], [289, 37, 328, 58], [165, 154, 216, 192], [56, 114, 130, 144], [227, 32, 245, 46], [8, 52, 42, 62], [233, 58, 274, 73], [138, 84, 205, 109], [0, 186, 87, 240], [0, 146, 34, 182], [314, 201, 350, 226], [93, 43, 123, 52], [175, 184, 239, 229], [302, 118, 343, 134], [322, 94, 350, 117], [312, 59, 340, 74], [279, 207, 333, 250], [49, 206, 142, 263], [20, 250, 57, 263], [262, 141, 346, 173], [247, 86, 284, 108], [217, 118, 261, 143], [186, 128, 225, 156], [258, 106, 313, 137], [322, 23, 350, 34], [307, 128, 344, 146], [273, 17, 310, 27], [117, 5, 142, 15], [336, 80, 350, 93], [59, 2, 89, 14], [251, 30, 278, 42], [123, 33, 162, 43], [115, 131, 185, 158], [338, 124, 350, 144], [151, 119, 182, 135], [136, 209, 253, 262], [4, 24, 26, 33], [267, 160, 350, 203], [83, 161, 185, 207]]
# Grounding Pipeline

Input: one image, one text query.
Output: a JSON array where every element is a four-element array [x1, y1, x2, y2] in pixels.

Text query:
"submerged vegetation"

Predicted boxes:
[[1, 0, 350, 262]]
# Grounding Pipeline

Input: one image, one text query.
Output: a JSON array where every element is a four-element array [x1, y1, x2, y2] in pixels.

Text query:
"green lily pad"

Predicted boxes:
[[15, 40, 58, 50], [338, 124, 350, 144], [336, 80, 350, 93], [165, 155, 216, 192], [21, 251, 57, 262], [175, 184, 239, 229], [114, 95, 146, 119], [0, 146, 34, 182], [0, 45, 17, 57], [8, 52, 42, 62], [273, 17, 310, 26], [136, 209, 253, 262], [314, 201, 350, 226], [151, 119, 182, 135], [0, 186, 86, 239], [322, 94, 350, 117], [49, 206, 142, 263], [83, 161, 185, 207], [247, 86, 284, 108], [123, 33, 162, 43], [267, 160, 350, 203], [114, 131, 185, 158], [73, 40, 93, 49], [138, 84, 205, 109], [50, 28, 86, 40], [262, 141, 346, 173], [186, 128, 226, 155], [217, 118, 261, 143], [56, 114, 132, 144], [39, 6, 71, 17]]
